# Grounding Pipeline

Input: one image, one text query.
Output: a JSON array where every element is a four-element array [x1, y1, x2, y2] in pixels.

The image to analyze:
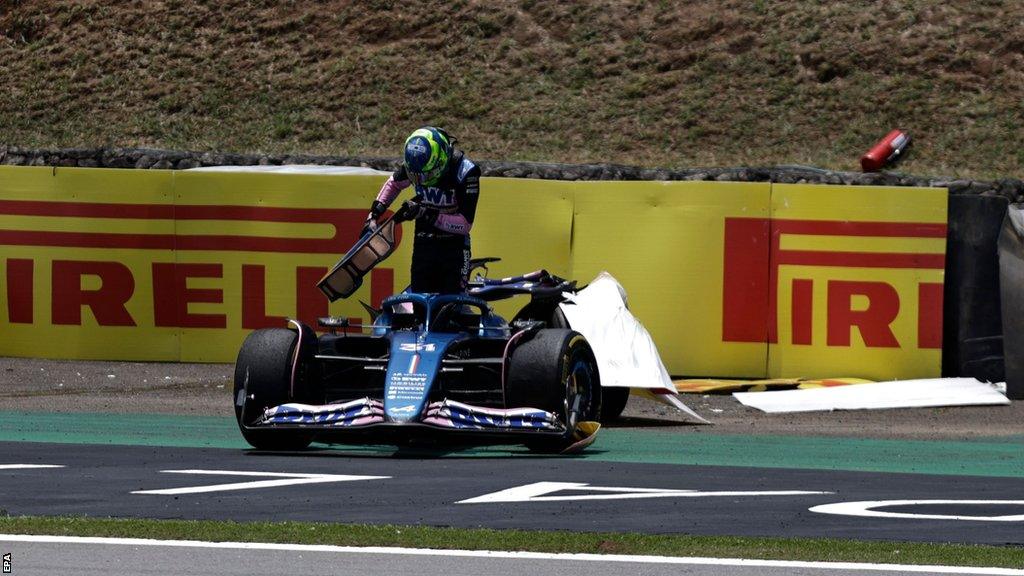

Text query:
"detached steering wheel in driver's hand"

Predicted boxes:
[[395, 199, 436, 223], [393, 200, 417, 222]]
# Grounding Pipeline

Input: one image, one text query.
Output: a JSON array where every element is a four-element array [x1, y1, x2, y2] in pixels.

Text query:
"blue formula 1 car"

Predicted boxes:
[[232, 253, 603, 453]]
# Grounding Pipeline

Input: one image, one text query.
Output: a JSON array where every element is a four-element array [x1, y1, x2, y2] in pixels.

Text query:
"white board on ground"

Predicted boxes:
[[734, 377, 1009, 414]]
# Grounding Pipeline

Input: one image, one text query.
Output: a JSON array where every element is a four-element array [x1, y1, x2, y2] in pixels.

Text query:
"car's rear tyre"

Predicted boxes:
[[233, 327, 317, 450], [506, 329, 601, 453], [524, 305, 626, 422], [540, 306, 631, 422]]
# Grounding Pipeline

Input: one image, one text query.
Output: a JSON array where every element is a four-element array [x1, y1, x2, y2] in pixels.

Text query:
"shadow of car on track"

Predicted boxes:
[[239, 444, 605, 460]]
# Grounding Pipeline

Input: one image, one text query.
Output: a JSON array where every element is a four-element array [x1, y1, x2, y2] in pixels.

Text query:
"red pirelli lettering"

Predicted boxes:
[[790, 278, 814, 346], [826, 280, 901, 347], [723, 217, 946, 349], [152, 263, 226, 328], [296, 266, 330, 328], [52, 260, 136, 326], [917, 282, 944, 349], [7, 259, 33, 324], [241, 265, 286, 330], [721, 218, 770, 343]]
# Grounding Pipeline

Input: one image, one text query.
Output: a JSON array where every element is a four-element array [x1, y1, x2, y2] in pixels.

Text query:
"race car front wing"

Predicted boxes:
[[253, 397, 565, 433], [257, 398, 386, 427], [422, 399, 565, 431]]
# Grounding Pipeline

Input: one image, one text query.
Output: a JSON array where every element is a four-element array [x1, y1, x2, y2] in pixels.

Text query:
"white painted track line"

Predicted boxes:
[[0, 534, 1020, 575], [0, 465, 63, 470]]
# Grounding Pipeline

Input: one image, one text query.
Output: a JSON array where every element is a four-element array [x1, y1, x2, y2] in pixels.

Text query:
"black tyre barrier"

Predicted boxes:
[[942, 195, 1008, 383], [998, 204, 1024, 399]]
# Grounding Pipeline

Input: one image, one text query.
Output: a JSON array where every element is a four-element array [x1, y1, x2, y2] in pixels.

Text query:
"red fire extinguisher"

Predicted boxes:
[[861, 129, 911, 172]]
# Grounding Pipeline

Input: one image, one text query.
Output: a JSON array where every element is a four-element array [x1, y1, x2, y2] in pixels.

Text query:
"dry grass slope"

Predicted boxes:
[[1, 0, 1022, 178]]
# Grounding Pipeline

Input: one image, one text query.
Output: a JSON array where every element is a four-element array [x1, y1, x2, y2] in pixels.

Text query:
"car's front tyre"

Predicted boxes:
[[233, 327, 316, 450], [506, 329, 601, 453]]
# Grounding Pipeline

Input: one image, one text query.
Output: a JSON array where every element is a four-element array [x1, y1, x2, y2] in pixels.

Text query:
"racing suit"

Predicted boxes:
[[373, 149, 480, 294]]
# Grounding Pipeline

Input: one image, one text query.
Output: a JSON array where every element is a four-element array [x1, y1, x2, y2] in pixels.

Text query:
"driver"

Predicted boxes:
[[362, 126, 480, 294]]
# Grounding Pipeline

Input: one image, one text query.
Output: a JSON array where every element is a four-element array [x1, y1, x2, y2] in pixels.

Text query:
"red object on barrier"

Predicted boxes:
[[861, 129, 911, 172]]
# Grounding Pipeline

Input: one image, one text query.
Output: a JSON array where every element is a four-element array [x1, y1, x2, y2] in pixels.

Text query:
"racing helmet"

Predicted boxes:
[[403, 127, 451, 187]]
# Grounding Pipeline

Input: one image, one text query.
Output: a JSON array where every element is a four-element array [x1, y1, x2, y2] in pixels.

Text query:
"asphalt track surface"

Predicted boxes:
[[2, 410, 1024, 576], [5, 537, 1023, 576], [2, 440, 1023, 545]]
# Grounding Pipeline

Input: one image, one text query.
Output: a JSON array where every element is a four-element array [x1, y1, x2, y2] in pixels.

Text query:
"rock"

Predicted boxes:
[[135, 155, 156, 169], [64, 148, 99, 159], [639, 168, 670, 181], [969, 181, 995, 194], [997, 178, 1024, 198], [849, 172, 884, 185], [199, 152, 226, 166], [175, 158, 201, 169], [948, 179, 973, 194], [102, 149, 138, 169], [77, 159, 99, 168], [151, 159, 174, 170]]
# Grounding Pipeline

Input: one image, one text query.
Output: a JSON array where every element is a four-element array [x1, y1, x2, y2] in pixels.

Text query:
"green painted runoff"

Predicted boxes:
[[0, 411, 1021, 478]]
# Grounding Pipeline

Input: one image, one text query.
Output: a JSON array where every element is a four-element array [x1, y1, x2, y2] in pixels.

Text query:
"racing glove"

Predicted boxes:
[[397, 199, 438, 224], [360, 200, 387, 237]]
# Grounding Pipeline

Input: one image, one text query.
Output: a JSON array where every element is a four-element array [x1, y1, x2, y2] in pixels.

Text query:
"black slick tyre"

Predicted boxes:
[[233, 328, 316, 450], [549, 304, 626, 421], [506, 329, 601, 453]]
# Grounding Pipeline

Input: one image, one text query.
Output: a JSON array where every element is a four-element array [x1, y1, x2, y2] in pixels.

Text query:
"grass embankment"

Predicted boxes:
[[1, 517, 1022, 569], [1, 1, 1022, 178]]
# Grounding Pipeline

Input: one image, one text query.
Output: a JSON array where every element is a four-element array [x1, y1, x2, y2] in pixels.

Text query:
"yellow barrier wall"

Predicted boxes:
[[469, 177, 574, 321], [767, 185, 947, 380], [0, 167, 946, 379], [0, 167, 178, 360], [170, 170, 403, 361], [570, 181, 770, 377]]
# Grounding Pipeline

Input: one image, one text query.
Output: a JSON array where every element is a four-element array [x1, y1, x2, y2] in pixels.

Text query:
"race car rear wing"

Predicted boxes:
[[467, 268, 577, 302]]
